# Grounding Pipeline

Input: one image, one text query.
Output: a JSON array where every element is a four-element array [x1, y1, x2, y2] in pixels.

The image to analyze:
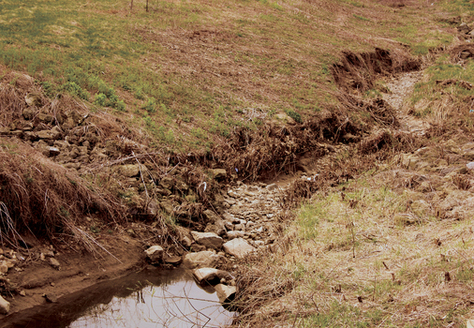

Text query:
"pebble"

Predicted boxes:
[[234, 224, 244, 231]]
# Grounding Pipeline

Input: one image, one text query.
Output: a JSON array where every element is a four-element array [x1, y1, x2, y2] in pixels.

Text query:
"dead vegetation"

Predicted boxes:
[[331, 48, 420, 94], [224, 18, 474, 327], [230, 141, 474, 326], [209, 111, 359, 181], [0, 139, 124, 249]]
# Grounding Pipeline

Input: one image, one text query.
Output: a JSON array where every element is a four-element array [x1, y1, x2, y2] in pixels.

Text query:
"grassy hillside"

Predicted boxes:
[[0, 0, 460, 152]]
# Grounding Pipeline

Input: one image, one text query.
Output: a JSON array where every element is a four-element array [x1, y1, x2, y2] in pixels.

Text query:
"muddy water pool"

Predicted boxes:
[[2, 268, 235, 328]]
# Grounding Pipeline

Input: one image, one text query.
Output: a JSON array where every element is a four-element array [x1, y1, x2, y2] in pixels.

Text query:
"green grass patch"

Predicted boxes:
[[0, 0, 466, 153]]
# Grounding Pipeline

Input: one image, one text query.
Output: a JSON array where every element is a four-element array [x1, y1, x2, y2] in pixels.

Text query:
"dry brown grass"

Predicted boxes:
[[331, 48, 420, 94], [230, 133, 474, 327], [0, 139, 125, 249]]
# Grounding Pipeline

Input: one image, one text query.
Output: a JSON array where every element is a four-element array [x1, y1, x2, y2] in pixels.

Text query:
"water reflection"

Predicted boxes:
[[1, 268, 235, 328], [69, 276, 233, 328]]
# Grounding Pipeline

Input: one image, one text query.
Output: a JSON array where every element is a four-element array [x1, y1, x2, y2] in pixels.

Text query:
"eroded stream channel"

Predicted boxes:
[[2, 268, 235, 328]]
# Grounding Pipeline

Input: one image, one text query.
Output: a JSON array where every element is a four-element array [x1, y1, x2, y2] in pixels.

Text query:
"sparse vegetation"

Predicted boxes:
[[0, 0, 460, 152]]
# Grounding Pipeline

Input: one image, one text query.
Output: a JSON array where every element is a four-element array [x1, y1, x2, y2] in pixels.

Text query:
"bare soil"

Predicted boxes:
[[0, 232, 143, 324]]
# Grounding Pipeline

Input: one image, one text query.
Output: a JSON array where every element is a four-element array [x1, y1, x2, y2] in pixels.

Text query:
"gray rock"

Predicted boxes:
[[117, 164, 141, 177], [227, 231, 245, 239], [234, 224, 244, 231], [266, 183, 278, 191], [49, 147, 60, 157], [181, 235, 192, 248], [223, 238, 255, 259], [22, 107, 36, 120], [191, 244, 207, 252], [209, 169, 227, 180], [36, 126, 62, 140], [215, 284, 236, 304], [25, 93, 42, 107], [191, 231, 223, 250], [223, 213, 235, 221], [44, 293, 58, 303], [204, 220, 226, 236], [0, 295, 10, 314], [0, 262, 8, 274], [182, 251, 221, 269], [145, 245, 164, 262], [48, 257, 60, 270], [193, 268, 234, 285]]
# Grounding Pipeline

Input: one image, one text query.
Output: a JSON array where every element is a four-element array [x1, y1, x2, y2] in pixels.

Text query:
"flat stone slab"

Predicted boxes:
[[191, 231, 223, 250], [223, 238, 255, 259], [145, 245, 164, 262], [193, 268, 234, 285], [182, 251, 221, 269], [163, 255, 182, 266], [226, 231, 245, 240]]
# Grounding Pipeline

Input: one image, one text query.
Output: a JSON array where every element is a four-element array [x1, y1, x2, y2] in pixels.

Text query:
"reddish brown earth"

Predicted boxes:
[[0, 233, 143, 322]]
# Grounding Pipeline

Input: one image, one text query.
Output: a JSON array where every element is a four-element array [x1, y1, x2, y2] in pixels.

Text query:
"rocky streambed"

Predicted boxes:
[[0, 172, 307, 325], [143, 179, 293, 310]]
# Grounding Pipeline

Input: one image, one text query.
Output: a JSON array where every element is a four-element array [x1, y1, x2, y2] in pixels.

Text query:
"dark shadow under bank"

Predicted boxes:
[[0, 268, 233, 328]]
